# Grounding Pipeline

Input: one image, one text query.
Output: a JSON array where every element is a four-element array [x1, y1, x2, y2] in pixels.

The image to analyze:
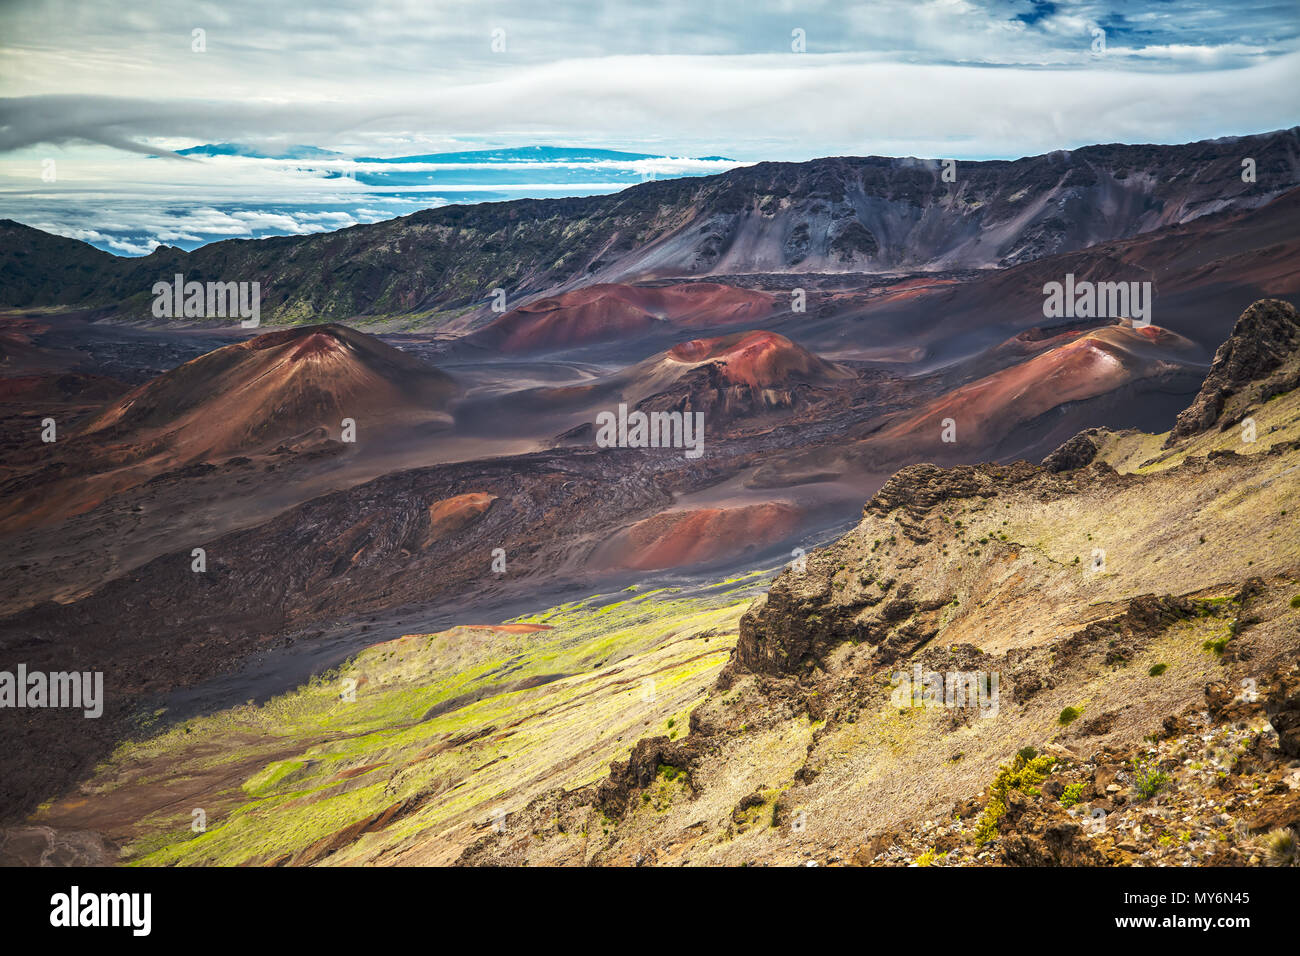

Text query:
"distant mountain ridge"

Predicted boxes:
[[2, 129, 1297, 327], [354, 145, 736, 164], [174, 143, 345, 160]]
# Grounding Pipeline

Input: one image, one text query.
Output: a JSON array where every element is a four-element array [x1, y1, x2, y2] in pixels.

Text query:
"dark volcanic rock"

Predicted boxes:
[[728, 586, 860, 677], [1167, 299, 1300, 444], [1042, 429, 1102, 472], [998, 791, 1113, 865], [865, 461, 1040, 523], [596, 736, 698, 817], [1265, 667, 1300, 758]]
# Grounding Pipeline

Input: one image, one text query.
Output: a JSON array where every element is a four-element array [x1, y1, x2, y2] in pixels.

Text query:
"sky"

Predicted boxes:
[[1, 0, 1298, 254]]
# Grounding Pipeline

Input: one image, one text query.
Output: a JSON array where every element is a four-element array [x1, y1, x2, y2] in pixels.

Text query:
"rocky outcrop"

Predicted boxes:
[[1167, 299, 1300, 444], [595, 736, 699, 817], [728, 459, 1084, 679], [1265, 666, 1300, 759], [1053, 594, 1195, 669], [997, 790, 1114, 865], [727, 585, 867, 678], [1041, 428, 1103, 472], [864, 461, 1039, 523]]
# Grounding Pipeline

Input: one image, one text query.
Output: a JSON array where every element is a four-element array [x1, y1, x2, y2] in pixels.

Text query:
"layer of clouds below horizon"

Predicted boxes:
[[0, 151, 748, 254]]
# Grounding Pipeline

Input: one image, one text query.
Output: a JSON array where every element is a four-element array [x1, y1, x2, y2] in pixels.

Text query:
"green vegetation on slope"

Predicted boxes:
[[49, 573, 769, 866]]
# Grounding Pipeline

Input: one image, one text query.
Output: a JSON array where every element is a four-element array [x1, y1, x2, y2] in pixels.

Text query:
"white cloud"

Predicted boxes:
[[3, 49, 1298, 163], [2, 0, 1297, 254]]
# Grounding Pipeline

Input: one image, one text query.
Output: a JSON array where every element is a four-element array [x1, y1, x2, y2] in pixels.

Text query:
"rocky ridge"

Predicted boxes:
[[3, 129, 1297, 325]]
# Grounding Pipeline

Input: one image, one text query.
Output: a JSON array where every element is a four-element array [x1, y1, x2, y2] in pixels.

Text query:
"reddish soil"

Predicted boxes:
[[664, 330, 851, 389], [85, 323, 458, 461], [424, 492, 497, 545], [473, 282, 779, 353], [595, 502, 801, 571], [873, 324, 1194, 451]]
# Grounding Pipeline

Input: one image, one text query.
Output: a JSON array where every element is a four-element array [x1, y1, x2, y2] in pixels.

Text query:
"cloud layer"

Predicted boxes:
[[2, 0, 1297, 254]]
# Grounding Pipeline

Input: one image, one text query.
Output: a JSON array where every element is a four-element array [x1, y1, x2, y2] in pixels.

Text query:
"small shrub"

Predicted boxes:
[[1290, 594, 1300, 609], [973, 750, 1056, 846], [1133, 758, 1171, 800], [1060, 782, 1087, 808], [1148, 663, 1168, 677], [1264, 828, 1297, 866], [1058, 706, 1083, 726], [915, 848, 936, 867]]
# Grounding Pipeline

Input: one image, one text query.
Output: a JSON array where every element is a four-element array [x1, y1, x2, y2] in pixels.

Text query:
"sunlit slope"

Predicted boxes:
[[37, 574, 769, 866]]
